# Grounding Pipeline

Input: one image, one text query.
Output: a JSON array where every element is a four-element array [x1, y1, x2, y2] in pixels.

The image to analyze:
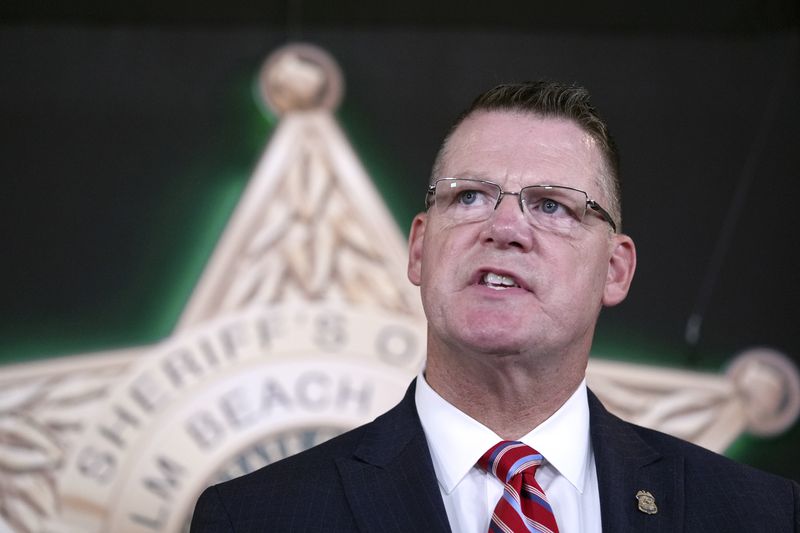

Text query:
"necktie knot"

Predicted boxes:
[[479, 440, 543, 484], [479, 441, 560, 533]]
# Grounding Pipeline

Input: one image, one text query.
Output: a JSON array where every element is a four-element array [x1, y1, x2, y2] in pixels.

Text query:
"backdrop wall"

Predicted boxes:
[[2, 26, 798, 484]]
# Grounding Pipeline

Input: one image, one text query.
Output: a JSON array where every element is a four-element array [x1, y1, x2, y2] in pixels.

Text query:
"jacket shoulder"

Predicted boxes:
[[190, 382, 424, 532], [628, 420, 792, 486], [190, 424, 371, 532], [590, 388, 795, 486], [230, 423, 368, 489], [589, 390, 799, 530]]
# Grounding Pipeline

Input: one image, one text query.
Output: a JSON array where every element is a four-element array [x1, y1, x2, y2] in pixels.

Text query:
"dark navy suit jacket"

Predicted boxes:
[[190, 380, 800, 532]]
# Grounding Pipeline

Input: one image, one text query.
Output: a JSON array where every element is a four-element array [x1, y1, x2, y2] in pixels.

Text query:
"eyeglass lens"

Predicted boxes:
[[431, 179, 590, 232]]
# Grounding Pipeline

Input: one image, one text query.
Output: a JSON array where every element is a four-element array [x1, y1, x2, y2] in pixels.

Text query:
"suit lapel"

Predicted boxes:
[[589, 391, 685, 532], [336, 380, 451, 533], [336, 382, 687, 532]]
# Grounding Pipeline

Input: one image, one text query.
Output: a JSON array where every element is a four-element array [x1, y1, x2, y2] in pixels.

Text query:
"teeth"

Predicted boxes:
[[482, 272, 519, 288]]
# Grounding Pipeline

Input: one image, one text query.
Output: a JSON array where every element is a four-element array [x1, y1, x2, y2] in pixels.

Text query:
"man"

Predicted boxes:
[[191, 81, 799, 532]]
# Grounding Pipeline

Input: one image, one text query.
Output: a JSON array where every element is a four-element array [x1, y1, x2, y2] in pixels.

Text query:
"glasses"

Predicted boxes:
[[425, 178, 617, 233]]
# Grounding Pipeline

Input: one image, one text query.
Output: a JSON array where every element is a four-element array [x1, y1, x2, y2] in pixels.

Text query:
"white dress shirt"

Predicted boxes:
[[415, 372, 602, 533]]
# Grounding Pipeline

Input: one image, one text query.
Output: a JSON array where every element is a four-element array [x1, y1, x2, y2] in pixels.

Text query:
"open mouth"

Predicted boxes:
[[480, 272, 521, 290]]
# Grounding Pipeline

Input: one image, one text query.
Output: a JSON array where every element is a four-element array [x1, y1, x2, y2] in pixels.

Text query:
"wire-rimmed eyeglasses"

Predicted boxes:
[[425, 178, 617, 233]]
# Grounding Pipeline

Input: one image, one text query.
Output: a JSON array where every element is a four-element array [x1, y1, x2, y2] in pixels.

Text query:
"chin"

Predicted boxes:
[[464, 308, 531, 334], [472, 342, 529, 357], [456, 325, 535, 355]]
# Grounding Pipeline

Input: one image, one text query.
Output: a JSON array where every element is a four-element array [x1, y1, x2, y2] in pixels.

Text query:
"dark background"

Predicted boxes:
[[2, 2, 798, 479]]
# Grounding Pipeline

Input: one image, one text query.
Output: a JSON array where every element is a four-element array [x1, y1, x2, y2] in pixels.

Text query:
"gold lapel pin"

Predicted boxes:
[[636, 490, 658, 515]]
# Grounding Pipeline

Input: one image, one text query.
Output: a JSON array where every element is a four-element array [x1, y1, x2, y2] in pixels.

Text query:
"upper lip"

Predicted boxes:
[[472, 267, 530, 291]]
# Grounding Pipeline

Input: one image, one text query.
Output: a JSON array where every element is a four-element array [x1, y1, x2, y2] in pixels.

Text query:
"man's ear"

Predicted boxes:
[[603, 234, 636, 306], [407, 213, 427, 286]]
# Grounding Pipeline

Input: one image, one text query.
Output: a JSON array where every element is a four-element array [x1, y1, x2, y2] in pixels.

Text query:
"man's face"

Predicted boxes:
[[407, 111, 635, 361]]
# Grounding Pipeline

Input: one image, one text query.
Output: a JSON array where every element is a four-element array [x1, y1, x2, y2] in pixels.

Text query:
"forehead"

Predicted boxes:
[[440, 110, 606, 193]]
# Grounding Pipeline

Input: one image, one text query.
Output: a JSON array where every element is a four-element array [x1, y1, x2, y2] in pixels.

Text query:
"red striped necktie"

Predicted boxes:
[[479, 441, 560, 533]]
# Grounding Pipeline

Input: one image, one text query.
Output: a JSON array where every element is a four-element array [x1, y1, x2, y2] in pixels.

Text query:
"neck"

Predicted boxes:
[[424, 340, 587, 440]]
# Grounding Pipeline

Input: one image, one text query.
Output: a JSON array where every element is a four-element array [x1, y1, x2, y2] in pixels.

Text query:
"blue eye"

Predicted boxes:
[[541, 198, 562, 214], [457, 190, 481, 205]]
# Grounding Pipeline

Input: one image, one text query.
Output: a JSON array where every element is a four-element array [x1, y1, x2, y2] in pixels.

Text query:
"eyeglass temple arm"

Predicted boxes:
[[587, 200, 617, 232], [425, 186, 436, 209]]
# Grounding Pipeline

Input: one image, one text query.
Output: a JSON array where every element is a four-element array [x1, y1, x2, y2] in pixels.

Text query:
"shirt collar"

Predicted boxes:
[[415, 371, 592, 494]]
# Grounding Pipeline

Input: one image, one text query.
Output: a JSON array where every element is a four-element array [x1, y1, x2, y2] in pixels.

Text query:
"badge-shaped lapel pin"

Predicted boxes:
[[636, 490, 658, 515]]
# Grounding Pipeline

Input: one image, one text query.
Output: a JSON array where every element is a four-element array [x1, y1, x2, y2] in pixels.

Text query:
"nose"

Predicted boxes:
[[480, 193, 534, 251]]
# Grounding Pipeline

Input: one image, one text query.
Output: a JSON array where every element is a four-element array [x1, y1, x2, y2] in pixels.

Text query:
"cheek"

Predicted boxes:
[[574, 247, 611, 293], [420, 244, 454, 289], [418, 236, 445, 293], [421, 225, 469, 271], [553, 242, 609, 291], [418, 230, 473, 304]]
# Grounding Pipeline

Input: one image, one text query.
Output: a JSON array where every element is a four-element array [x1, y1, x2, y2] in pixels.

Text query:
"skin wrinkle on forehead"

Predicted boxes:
[[441, 115, 610, 222], [432, 111, 620, 228]]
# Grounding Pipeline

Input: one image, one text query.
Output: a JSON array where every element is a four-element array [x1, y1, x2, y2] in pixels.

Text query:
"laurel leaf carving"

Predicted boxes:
[[0, 382, 48, 412], [0, 415, 62, 472], [12, 473, 57, 517], [309, 221, 335, 296], [40, 377, 108, 409], [586, 366, 746, 450], [254, 256, 285, 304], [248, 203, 291, 255], [303, 137, 332, 218], [636, 389, 726, 438], [0, 361, 130, 532], [0, 474, 58, 533], [335, 210, 380, 260], [192, 110, 419, 318], [225, 258, 269, 309]]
